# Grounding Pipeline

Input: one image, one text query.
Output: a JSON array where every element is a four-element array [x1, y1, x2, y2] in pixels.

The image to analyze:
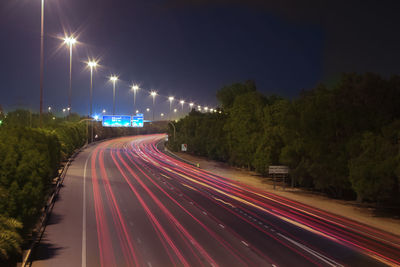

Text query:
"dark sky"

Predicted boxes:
[[0, 0, 399, 116]]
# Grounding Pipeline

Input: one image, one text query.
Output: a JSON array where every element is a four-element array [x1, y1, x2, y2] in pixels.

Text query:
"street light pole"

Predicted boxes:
[[110, 76, 118, 115], [180, 100, 185, 118], [90, 66, 93, 116], [88, 61, 97, 143], [112, 80, 116, 115], [63, 36, 77, 115], [168, 96, 174, 121], [151, 91, 157, 121], [39, 0, 44, 127], [69, 44, 72, 114], [132, 84, 139, 115]]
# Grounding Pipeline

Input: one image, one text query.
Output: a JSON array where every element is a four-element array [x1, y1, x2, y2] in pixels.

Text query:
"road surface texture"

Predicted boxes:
[[31, 134, 400, 267]]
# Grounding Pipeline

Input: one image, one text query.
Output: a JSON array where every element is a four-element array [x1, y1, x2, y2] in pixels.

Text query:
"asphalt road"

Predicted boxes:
[[31, 134, 400, 267]]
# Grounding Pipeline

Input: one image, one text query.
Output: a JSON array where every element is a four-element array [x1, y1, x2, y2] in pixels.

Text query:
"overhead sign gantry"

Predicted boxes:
[[102, 114, 144, 127]]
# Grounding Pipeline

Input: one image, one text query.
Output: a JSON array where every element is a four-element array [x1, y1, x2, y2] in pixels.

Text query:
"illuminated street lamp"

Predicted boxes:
[[197, 105, 201, 111], [102, 109, 106, 114], [136, 109, 139, 114], [131, 84, 139, 115], [180, 100, 185, 111], [189, 102, 194, 111], [48, 106, 51, 112], [87, 60, 97, 143], [146, 108, 150, 112], [110, 75, 118, 115], [150, 91, 157, 121], [63, 36, 77, 114], [204, 106, 208, 112]]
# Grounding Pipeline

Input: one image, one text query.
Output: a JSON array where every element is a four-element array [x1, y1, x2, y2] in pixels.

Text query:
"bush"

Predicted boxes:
[[0, 113, 89, 264], [0, 127, 60, 231]]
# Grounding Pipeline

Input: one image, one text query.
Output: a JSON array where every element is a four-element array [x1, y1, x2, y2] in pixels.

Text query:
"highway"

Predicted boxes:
[[31, 134, 400, 267]]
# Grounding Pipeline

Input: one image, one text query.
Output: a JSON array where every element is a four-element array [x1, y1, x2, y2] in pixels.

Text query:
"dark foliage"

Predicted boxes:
[[168, 73, 400, 205]]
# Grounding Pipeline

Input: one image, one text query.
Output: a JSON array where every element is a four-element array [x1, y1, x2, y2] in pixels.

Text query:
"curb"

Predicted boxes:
[[157, 140, 200, 168]]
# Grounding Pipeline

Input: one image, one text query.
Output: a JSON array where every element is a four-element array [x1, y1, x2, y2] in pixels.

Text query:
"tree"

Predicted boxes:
[[170, 74, 400, 204], [0, 215, 22, 260], [349, 122, 400, 203], [224, 91, 267, 169], [253, 98, 288, 175], [216, 80, 256, 110]]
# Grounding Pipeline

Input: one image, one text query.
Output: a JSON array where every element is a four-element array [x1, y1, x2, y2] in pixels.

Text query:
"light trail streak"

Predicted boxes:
[[109, 149, 191, 267], [98, 148, 139, 266], [137, 135, 400, 266], [83, 135, 400, 267], [91, 145, 116, 267]]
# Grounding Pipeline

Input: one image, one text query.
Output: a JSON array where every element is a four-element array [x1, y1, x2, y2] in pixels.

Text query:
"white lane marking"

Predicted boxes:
[[147, 261, 153, 267], [241, 241, 249, 247], [202, 211, 207, 215], [137, 238, 142, 244], [277, 233, 342, 267], [219, 224, 225, 229], [82, 155, 90, 267]]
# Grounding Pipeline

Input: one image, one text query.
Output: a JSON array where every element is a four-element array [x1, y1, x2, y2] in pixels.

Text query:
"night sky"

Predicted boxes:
[[0, 0, 400, 117]]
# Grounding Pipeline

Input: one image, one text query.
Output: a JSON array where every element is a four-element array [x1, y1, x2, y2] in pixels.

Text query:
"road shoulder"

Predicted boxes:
[[172, 151, 400, 237]]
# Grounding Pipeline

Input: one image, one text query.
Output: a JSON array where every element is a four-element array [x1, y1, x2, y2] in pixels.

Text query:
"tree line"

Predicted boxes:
[[0, 110, 169, 264], [0, 111, 87, 264], [168, 73, 400, 207]]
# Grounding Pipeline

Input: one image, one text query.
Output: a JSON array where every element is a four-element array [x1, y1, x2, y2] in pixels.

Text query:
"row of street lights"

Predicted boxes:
[[37, 0, 216, 129]]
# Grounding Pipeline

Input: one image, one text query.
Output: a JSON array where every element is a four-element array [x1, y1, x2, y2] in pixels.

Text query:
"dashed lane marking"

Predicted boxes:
[[241, 241, 249, 247]]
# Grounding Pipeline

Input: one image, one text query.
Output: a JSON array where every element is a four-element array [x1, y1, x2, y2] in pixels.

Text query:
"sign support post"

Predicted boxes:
[[269, 166, 289, 190], [273, 173, 276, 190]]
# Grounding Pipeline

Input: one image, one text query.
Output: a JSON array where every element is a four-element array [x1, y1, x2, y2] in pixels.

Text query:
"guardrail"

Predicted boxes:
[[20, 146, 85, 267]]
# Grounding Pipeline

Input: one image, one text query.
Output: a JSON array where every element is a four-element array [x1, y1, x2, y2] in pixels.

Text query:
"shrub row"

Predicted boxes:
[[0, 113, 87, 263]]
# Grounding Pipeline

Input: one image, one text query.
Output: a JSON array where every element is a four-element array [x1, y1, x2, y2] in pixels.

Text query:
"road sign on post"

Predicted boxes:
[[269, 166, 289, 190], [181, 144, 187, 152]]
